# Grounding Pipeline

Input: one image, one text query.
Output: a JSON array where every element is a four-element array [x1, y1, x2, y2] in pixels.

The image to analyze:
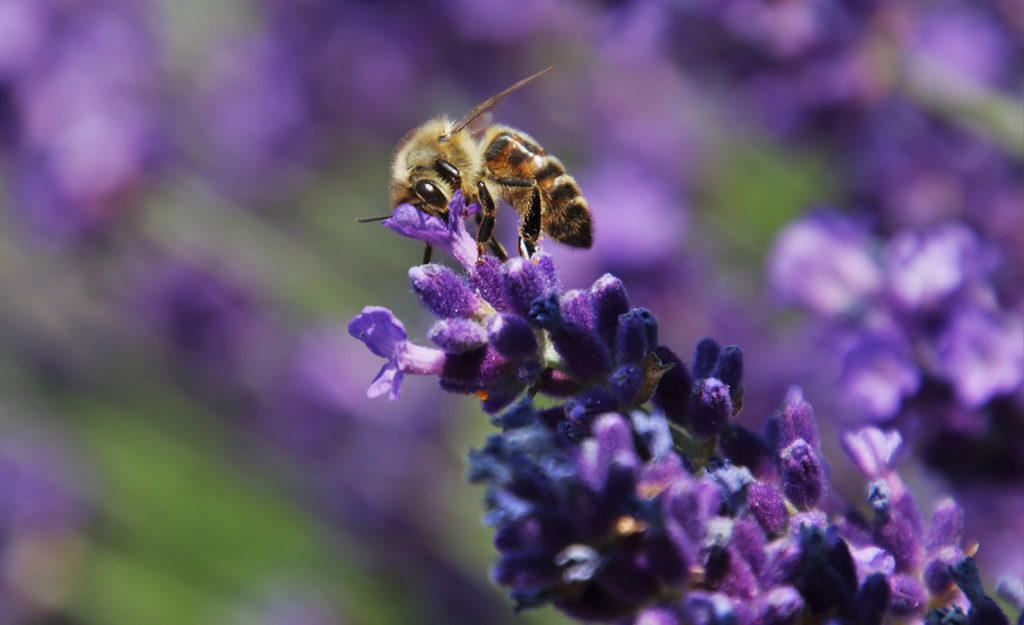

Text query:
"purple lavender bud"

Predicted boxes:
[[486, 314, 538, 361], [533, 253, 559, 293], [591, 274, 630, 349], [889, 574, 927, 616], [720, 424, 776, 481], [580, 414, 637, 492], [854, 572, 891, 625], [471, 255, 508, 311], [528, 293, 563, 332], [748, 482, 788, 536], [560, 289, 594, 329], [729, 518, 768, 577], [550, 323, 613, 383], [708, 461, 754, 514], [409, 264, 480, 318], [565, 387, 618, 430], [712, 345, 744, 390], [752, 587, 804, 625], [689, 378, 732, 439], [616, 308, 657, 365], [767, 386, 820, 451], [839, 330, 921, 420], [428, 318, 487, 353], [652, 346, 693, 428], [924, 546, 964, 594], [609, 364, 644, 405], [705, 538, 759, 599], [779, 439, 826, 508], [597, 549, 661, 606], [492, 553, 561, 591], [926, 498, 964, 552], [664, 478, 723, 544], [504, 257, 554, 318], [796, 525, 857, 615], [693, 337, 721, 379], [874, 511, 922, 572]]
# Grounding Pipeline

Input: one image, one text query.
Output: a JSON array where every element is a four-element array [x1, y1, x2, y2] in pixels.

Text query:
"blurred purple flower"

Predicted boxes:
[[1, 0, 166, 240]]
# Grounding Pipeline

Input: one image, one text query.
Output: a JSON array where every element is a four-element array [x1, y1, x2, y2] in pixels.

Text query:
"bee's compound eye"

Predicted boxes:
[[413, 180, 447, 207]]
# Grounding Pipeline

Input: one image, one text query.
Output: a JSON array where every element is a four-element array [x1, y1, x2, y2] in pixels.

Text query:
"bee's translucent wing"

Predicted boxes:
[[441, 66, 554, 142]]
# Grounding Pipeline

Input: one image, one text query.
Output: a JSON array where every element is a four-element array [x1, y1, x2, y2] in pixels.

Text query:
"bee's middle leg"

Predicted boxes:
[[518, 185, 542, 258], [475, 182, 508, 262]]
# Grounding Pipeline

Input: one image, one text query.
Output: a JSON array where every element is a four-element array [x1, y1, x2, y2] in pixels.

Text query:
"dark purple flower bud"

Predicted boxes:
[[712, 345, 743, 390], [889, 574, 927, 616], [652, 346, 693, 428], [854, 572, 891, 625], [609, 364, 644, 405], [528, 293, 563, 332], [767, 386, 820, 451], [748, 482, 788, 536], [949, 557, 1012, 625], [591, 274, 630, 349], [409, 264, 480, 318], [693, 337, 721, 379], [752, 587, 804, 625], [565, 387, 618, 430], [779, 439, 826, 508], [705, 538, 758, 599], [487, 314, 538, 361], [471, 255, 509, 311], [616, 308, 657, 365], [482, 376, 529, 414], [505, 257, 554, 318], [550, 323, 613, 383], [926, 498, 964, 552], [796, 525, 857, 615], [720, 424, 776, 481], [689, 378, 732, 439], [428, 318, 487, 353], [597, 549, 661, 606], [560, 289, 594, 329], [924, 546, 964, 594], [492, 553, 561, 591]]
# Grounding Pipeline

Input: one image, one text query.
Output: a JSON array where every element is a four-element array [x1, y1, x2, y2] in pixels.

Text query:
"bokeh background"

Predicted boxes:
[[0, 0, 1021, 623]]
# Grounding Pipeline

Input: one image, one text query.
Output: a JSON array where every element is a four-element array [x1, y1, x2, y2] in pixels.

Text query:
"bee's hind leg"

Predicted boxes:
[[475, 182, 508, 262], [517, 185, 541, 258], [422, 243, 433, 264]]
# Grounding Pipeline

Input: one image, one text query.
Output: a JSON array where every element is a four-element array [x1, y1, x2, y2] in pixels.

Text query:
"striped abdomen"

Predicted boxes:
[[482, 128, 592, 248]]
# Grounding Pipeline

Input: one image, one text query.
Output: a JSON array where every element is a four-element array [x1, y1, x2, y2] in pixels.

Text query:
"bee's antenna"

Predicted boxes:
[[441, 66, 554, 142], [357, 215, 391, 223]]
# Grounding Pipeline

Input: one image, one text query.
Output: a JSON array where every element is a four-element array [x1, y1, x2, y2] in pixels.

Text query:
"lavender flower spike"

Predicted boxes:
[[347, 306, 445, 400]]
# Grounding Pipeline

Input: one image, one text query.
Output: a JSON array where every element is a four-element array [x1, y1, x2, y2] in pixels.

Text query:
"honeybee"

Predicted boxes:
[[382, 67, 592, 263]]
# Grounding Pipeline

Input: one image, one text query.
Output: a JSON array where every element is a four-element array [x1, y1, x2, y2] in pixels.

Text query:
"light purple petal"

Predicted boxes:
[[347, 306, 408, 359], [768, 212, 881, 316], [840, 427, 902, 478], [935, 306, 1024, 407], [382, 191, 478, 269], [839, 329, 921, 420], [366, 363, 402, 400]]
